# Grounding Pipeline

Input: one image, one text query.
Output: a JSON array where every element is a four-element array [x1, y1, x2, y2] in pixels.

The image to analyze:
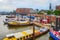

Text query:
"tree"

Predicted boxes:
[[12, 10, 16, 15], [37, 11, 41, 14], [35, 9, 39, 14], [53, 10, 60, 15], [46, 10, 52, 15]]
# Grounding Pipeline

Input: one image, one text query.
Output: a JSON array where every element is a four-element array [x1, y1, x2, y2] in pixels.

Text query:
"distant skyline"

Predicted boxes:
[[0, 0, 60, 12]]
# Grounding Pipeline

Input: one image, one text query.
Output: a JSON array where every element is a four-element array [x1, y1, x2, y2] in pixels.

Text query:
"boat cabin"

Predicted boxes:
[[3, 30, 39, 40]]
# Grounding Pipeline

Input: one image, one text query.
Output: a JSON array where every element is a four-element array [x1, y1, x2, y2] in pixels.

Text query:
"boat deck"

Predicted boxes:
[[33, 22, 51, 29]]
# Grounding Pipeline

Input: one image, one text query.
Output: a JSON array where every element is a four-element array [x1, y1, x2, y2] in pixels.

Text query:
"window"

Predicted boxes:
[[29, 35, 31, 37], [20, 38, 22, 40], [17, 39, 19, 40], [8, 37, 12, 39], [23, 37, 25, 39], [23, 37, 25, 40], [26, 36, 28, 38]]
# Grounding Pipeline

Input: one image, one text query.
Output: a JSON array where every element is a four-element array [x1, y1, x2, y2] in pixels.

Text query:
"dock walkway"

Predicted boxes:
[[33, 22, 51, 29]]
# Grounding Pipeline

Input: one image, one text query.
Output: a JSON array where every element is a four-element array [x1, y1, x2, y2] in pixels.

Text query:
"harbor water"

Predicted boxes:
[[0, 15, 53, 40]]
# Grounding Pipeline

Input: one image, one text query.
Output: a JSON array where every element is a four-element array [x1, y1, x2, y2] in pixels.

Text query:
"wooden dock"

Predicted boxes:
[[33, 22, 51, 29], [33, 22, 42, 27]]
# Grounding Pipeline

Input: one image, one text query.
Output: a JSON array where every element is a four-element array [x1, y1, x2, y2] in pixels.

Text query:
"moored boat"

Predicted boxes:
[[49, 29, 60, 40], [40, 18, 50, 24], [7, 19, 30, 26], [6, 15, 16, 18], [3, 18, 16, 24], [3, 27, 48, 40], [49, 16, 60, 40]]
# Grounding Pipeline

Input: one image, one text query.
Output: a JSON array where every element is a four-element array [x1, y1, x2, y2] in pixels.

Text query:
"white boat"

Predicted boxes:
[[3, 18, 16, 24]]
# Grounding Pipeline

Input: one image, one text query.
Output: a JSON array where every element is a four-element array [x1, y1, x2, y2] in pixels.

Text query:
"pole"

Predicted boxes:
[[59, 17, 60, 29], [33, 25, 35, 40], [29, 13, 31, 25], [50, 15, 52, 27]]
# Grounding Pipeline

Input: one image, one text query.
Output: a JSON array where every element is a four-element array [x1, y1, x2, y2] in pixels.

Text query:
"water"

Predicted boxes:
[[0, 15, 53, 40]]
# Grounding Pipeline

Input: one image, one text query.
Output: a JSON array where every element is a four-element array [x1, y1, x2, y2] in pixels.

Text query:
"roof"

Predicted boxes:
[[14, 32, 24, 38], [24, 30, 33, 34], [14, 30, 33, 38], [6, 34, 14, 37], [6, 30, 39, 39]]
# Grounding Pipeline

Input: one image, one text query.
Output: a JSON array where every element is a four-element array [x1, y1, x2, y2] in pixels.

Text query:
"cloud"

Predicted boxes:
[[51, 0, 60, 5], [0, 0, 60, 11], [0, 5, 16, 12], [0, 0, 3, 2]]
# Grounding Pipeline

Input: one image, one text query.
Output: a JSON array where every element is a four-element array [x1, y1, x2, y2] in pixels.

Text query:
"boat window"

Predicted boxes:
[[26, 36, 28, 38], [23, 36, 25, 39], [6, 19, 8, 21], [20, 20, 25, 21], [11, 36, 15, 37], [32, 34, 33, 36], [23, 37, 25, 38], [29, 35, 31, 37], [17, 39, 19, 40], [8, 36, 14, 39], [8, 37, 12, 39], [20, 38, 22, 40]]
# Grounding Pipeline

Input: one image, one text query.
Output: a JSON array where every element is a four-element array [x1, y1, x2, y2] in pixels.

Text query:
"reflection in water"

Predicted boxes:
[[7, 25, 32, 30], [0, 15, 53, 40], [49, 37, 54, 40]]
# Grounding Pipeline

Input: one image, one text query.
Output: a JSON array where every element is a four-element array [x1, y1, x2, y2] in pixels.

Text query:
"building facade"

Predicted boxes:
[[16, 8, 34, 14], [56, 5, 60, 10]]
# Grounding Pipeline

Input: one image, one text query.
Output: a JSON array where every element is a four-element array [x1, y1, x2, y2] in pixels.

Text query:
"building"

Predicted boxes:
[[16, 8, 34, 15], [56, 5, 60, 10]]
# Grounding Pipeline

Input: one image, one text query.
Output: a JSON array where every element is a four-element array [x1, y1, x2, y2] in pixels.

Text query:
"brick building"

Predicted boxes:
[[56, 5, 60, 10], [16, 8, 34, 15]]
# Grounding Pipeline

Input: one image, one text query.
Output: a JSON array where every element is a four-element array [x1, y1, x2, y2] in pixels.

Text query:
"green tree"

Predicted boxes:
[[53, 10, 60, 15], [46, 10, 52, 15], [37, 11, 41, 14]]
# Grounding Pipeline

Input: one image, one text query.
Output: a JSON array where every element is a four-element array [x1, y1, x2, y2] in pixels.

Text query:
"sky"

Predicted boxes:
[[0, 0, 60, 12]]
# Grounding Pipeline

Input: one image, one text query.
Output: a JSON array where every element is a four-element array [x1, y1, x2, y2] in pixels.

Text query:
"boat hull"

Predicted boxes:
[[49, 32, 59, 40], [7, 23, 32, 26], [6, 15, 15, 18], [3, 28, 49, 40], [3, 21, 8, 24], [25, 30, 49, 40]]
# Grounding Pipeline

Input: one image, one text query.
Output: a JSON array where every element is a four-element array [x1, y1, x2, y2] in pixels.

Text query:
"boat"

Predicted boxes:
[[6, 15, 16, 18], [3, 19, 9, 24], [3, 18, 16, 24], [33, 21, 51, 29], [49, 29, 60, 40], [7, 19, 30, 26], [3, 27, 48, 40], [49, 16, 60, 40], [40, 18, 50, 24]]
